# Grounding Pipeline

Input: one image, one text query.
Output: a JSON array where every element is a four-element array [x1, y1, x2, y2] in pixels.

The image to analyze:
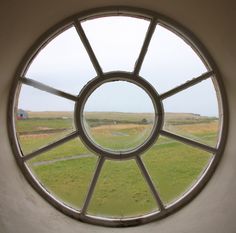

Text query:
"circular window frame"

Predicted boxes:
[[8, 6, 228, 227], [75, 72, 163, 160]]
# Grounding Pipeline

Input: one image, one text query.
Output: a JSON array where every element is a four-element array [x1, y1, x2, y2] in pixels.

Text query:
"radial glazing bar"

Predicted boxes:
[[160, 71, 214, 100], [160, 130, 217, 153], [74, 20, 103, 76], [135, 156, 165, 211], [133, 19, 157, 75], [20, 77, 78, 101], [81, 156, 105, 214], [23, 131, 79, 161]]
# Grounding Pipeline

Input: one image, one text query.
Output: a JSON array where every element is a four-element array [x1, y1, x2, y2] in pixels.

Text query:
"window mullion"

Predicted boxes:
[[160, 71, 214, 100], [74, 20, 103, 77], [23, 131, 79, 161], [133, 18, 157, 76], [81, 156, 105, 215], [20, 77, 78, 102], [135, 156, 165, 211], [160, 130, 217, 153]]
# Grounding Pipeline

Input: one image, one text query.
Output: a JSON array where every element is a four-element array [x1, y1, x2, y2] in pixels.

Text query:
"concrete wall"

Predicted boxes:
[[0, 0, 236, 232]]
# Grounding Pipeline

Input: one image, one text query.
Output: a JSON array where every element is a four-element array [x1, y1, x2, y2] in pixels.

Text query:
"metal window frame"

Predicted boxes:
[[7, 6, 228, 227]]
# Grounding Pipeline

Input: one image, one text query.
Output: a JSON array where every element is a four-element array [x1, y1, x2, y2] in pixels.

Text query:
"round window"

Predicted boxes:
[[8, 7, 227, 227]]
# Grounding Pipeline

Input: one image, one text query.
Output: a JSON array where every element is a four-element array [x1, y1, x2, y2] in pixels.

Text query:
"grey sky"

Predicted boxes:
[[19, 16, 219, 116], [84, 81, 155, 113]]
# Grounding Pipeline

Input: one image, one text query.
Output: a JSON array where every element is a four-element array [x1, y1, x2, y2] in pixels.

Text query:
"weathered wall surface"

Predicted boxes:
[[0, 1, 235, 232]]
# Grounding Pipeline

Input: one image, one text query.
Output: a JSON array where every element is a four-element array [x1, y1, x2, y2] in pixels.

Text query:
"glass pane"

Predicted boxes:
[[26, 26, 96, 95], [140, 25, 207, 94], [16, 84, 74, 154], [26, 140, 97, 210], [82, 16, 149, 72], [142, 137, 213, 204], [87, 159, 158, 217], [163, 79, 219, 147], [83, 81, 155, 152]]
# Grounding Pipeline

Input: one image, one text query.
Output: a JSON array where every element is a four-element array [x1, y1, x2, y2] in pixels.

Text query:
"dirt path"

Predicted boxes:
[[32, 134, 215, 167], [32, 154, 94, 166], [31, 141, 174, 167]]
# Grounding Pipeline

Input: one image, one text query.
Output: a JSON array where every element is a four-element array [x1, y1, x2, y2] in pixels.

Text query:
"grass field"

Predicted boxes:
[[16, 111, 218, 218]]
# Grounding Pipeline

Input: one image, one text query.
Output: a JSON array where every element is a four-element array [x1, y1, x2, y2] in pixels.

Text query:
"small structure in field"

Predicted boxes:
[[141, 118, 148, 124], [17, 109, 28, 120]]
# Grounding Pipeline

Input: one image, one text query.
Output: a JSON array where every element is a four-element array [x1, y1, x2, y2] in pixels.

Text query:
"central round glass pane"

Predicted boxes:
[[83, 81, 156, 152]]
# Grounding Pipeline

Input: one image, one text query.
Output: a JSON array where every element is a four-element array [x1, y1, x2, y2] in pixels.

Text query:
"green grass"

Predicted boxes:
[[89, 124, 153, 151], [88, 159, 157, 217], [164, 120, 218, 147], [26, 137, 91, 163], [142, 139, 211, 203], [84, 111, 155, 122], [30, 157, 97, 209], [18, 112, 218, 218], [18, 130, 74, 155], [29, 138, 211, 216], [16, 118, 73, 133]]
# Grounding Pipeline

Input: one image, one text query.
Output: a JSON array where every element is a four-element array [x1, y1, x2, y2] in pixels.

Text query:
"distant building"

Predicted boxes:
[[17, 109, 28, 120]]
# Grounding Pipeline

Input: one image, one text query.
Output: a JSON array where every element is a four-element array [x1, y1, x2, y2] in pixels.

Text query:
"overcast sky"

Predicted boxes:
[[19, 16, 219, 116]]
